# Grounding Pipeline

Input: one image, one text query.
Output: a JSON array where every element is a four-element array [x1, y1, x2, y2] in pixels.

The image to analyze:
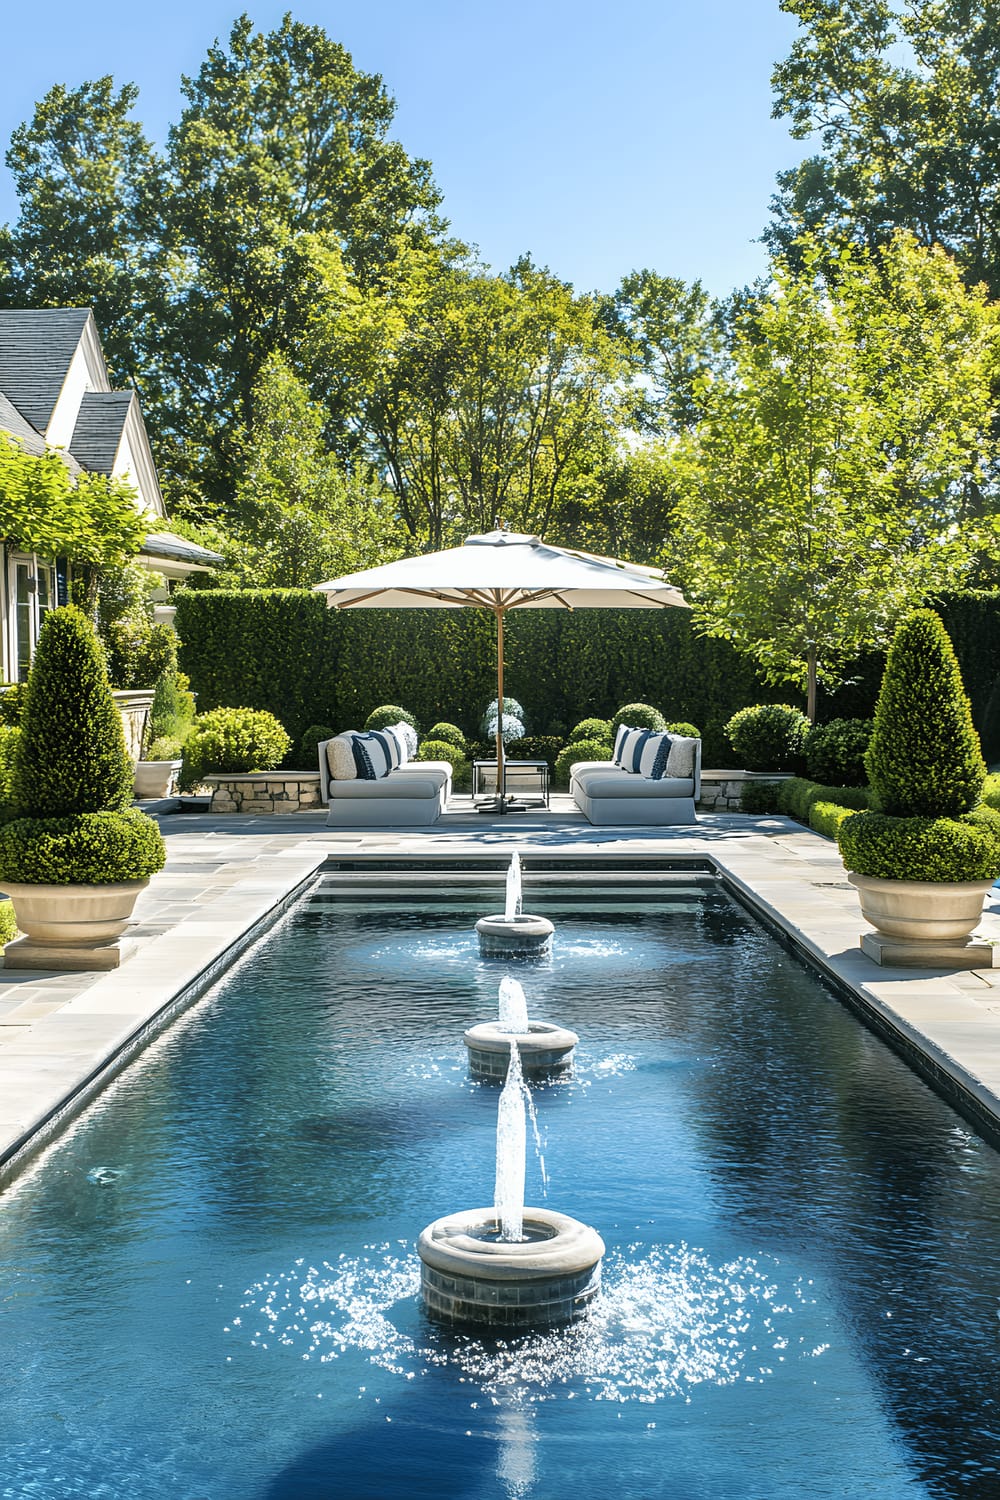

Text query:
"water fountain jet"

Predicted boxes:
[[465, 977, 578, 1081], [419, 1040, 604, 1328], [476, 852, 554, 958]]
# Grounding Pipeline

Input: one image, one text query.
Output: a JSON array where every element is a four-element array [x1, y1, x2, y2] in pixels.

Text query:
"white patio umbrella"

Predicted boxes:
[[315, 529, 689, 813]]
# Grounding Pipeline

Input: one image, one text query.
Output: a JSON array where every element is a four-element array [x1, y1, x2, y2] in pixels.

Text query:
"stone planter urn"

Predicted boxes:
[[847, 872, 996, 968], [133, 760, 182, 799], [1, 880, 150, 971]]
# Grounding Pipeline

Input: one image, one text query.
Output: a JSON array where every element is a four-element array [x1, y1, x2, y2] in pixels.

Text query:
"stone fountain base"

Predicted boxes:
[[476, 914, 554, 958], [418, 1207, 604, 1329], [464, 1020, 578, 1081]]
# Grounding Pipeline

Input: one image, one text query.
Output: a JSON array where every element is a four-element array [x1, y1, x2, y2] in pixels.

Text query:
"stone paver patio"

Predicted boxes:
[[3, 793, 1000, 1188]]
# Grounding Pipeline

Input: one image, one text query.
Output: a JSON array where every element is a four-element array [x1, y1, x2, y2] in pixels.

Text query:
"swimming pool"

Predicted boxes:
[[2, 871, 999, 1498]]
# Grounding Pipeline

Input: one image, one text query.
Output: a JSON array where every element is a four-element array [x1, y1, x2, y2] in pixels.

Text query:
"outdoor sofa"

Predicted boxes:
[[570, 729, 701, 826], [318, 731, 452, 827]]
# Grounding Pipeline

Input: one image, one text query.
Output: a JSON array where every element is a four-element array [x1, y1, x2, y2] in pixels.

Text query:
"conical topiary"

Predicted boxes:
[[12, 605, 134, 818], [865, 610, 986, 818]]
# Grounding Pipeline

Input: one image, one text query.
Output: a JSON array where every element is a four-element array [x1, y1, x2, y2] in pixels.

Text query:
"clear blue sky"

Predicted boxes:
[[0, 0, 809, 299]]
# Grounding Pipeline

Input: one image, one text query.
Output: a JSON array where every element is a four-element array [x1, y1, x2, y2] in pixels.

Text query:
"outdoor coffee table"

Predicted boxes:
[[472, 759, 550, 808]]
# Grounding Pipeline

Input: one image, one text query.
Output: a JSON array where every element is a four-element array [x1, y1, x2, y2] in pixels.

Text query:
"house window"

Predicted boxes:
[[8, 553, 58, 681]]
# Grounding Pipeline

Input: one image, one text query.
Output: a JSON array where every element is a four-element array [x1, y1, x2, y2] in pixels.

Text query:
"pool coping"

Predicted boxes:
[[3, 801, 1000, 1190]]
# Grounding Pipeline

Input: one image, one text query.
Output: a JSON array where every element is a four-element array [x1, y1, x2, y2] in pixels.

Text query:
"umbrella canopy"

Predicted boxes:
[[315, 530, 689, 810]]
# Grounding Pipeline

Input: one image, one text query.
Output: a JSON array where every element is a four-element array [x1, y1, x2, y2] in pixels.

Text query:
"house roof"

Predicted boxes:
[[0, 308, 95, 433], [70, 391, 135, 474], [0, 391, 83, 473]]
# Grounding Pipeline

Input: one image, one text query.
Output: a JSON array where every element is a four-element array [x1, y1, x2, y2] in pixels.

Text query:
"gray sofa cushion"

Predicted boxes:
[[571, 766, 694, 799], [327, 773, 444, 801]]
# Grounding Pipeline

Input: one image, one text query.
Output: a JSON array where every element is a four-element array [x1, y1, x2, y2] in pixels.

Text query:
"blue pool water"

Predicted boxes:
[[2, 872, 1000, 1499]]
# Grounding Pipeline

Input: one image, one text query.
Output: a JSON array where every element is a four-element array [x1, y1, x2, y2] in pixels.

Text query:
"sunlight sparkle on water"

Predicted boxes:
[[233, 1243, 819, 1405]]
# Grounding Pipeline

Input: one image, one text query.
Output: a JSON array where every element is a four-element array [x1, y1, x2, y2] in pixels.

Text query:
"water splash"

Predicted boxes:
[[504, 852, 523, 923], [498, 977, 529, 1034], [233, 1242, 818, 1405], [495, 1042, 527, 1240]]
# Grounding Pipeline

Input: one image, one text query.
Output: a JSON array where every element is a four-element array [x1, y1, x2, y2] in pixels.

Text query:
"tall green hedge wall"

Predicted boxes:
[[174, 588, 1000, 767]]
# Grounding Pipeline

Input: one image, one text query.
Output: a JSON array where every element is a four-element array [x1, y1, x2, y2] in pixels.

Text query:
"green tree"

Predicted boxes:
[[1, 15, 445, 514], [769, 0, 1000, 297], [322, 250, 626, 548], [610, 269, 722, 435], [669, 234, 1000, 721], [0, 78, 168, 389], [219, 353, 406, 587]]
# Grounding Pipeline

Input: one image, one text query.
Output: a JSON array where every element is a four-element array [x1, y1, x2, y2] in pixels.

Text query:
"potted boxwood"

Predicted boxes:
[[0, 606, 166, 970], [836, 610, 1000, 964]]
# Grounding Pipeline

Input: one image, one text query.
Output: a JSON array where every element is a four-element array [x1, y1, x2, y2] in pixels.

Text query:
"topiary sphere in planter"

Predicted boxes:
[[0, 808, 168, 885]]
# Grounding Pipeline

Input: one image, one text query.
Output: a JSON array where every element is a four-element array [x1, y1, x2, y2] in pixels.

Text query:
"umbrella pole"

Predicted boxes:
[[496, 606, 506, 813]]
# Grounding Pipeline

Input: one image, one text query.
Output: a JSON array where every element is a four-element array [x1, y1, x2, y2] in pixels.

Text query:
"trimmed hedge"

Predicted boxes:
[[837, 807, 1000, 882], [804, 718, 872, 787], [173, 588, 1000, 766], [610, 703, 666, 736], [0, 808, 167, 884], [174, 591, 786, 764], [426, 722, 466, 751]]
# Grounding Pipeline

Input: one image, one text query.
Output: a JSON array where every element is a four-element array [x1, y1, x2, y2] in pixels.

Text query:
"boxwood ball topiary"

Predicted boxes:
[[12, 605, 133, 818], [568, 718, 612, 744], [610, 703, 666, 737], [866, 610, 986, 817], [365, 705, 417, 733], [415, 739, 466, 773], [555, 736, 612, 788], [426, 722, 466, 752], [725, 704, 809, 772], [804, 718, 872, 788]]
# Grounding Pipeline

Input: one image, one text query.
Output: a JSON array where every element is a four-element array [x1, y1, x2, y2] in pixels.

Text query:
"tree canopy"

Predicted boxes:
[[668, 234, 1000, 718]]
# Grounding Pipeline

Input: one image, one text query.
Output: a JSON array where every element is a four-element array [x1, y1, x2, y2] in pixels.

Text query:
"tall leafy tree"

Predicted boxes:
[[219, 353, 406, 588], [610, 269, 722, 435], [669, 234, 1000, 720], [321, 250, 626, 548], [0, 78, 168, 388], [769, 0, 1000, 297], [157, 13, 444, 506]]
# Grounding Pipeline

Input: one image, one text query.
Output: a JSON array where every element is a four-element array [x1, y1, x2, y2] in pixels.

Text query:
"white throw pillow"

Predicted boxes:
[[386, 722, 414, 763], [327, 734, 359, 781], [612, 723, 632, 765], [665, 735, 698, 778], [617, 727, 651, 773]]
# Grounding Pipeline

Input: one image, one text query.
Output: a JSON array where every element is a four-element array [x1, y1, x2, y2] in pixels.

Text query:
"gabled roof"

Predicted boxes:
[[0, 308, 96, 433], [0, 391, 83, 473], [70, 390, 135, 474]]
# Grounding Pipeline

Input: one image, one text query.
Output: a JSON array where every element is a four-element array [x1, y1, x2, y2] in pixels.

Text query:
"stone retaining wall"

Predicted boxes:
[[697, 769, 790, 813], [205, 772, 322, 814]]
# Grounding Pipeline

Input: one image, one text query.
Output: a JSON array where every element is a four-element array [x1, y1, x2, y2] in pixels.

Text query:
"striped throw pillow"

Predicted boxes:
[[350, 731, 395, 780]]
